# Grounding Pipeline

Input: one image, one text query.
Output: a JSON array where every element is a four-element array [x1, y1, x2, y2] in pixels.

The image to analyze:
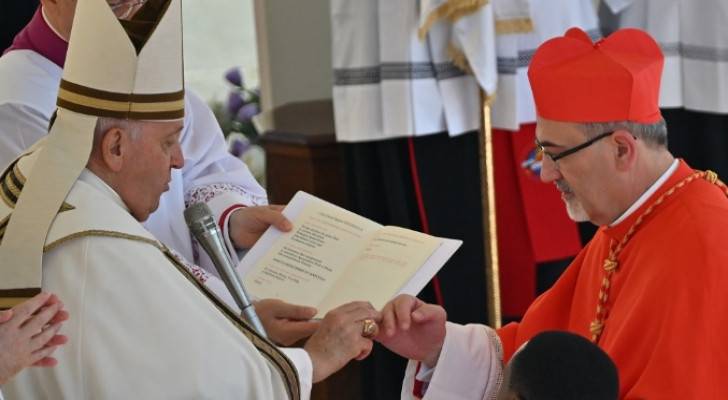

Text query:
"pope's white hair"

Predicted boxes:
[[92, 117, 143, 149]]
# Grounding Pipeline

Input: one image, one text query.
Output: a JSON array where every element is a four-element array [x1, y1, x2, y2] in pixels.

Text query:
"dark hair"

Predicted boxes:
[[508, 331, 619, 400]]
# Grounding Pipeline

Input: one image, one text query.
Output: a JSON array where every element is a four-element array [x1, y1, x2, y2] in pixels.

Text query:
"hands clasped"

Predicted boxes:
[[304, 301, 381, 383], [0, 292, 69, 384]]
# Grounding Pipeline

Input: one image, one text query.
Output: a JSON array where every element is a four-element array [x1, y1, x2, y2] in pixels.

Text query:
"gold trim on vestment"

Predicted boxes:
[[161, 247, 301, 400], [495, 17, 534, 35], [0, 297, 34, 309], [42, 230, 159, 253], [0, 160, 75, 228], [58, 88, 185, 113], [418, 0, 489, 40], [60, 79, 185, 103], [447, 43, 474, 75]]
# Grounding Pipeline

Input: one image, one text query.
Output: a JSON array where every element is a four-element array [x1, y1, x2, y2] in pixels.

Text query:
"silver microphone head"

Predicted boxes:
[[184, 202, 217, 235]]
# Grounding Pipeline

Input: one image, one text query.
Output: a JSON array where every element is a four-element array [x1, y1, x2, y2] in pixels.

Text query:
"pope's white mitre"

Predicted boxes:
[[0, 0, 184, 307], [60, 0, 184, 119]]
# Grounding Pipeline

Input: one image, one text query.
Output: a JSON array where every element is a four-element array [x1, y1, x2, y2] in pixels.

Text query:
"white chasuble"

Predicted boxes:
[[0, 153, 310, 400]]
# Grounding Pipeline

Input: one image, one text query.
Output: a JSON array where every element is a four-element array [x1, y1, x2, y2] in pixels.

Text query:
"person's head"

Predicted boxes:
[[536, 117, 672, 225], [497, 331, 619, 400], [41, 0, 148, 39], [529, 28, 674, 226], [86, 117, 184, 222], [0, 0, 183, 312]]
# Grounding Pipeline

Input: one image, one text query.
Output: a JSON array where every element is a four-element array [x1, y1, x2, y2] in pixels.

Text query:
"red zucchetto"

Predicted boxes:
[[528, 27, 664, 123]]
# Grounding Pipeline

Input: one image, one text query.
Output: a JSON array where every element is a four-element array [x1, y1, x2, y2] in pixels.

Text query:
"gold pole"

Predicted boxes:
[[479, 90, 501, 328]]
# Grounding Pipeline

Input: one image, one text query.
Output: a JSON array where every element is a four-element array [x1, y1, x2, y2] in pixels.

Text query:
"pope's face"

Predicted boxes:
[[116, 120, 184, 222], [536, 118, 615, 225], [44, 0, 146, 40], [108, 0, 149, 20]]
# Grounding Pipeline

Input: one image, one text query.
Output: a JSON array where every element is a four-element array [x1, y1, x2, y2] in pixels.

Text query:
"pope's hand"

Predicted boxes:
[[0, 292, 70, 385], [228, 205, 292, 249], [304, 301, 380, 383], [375, 294, 446, 368], [254, 299, 319, 346]]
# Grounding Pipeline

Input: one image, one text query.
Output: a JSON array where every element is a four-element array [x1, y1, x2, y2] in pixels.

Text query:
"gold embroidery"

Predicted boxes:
[[0, 160, 75, 211], [38, 228, 301, 398], [418, 0, 489, 39], [495, 17, 534, 35], [162, 247, 301, 400], [0, 297, 33, 309], [591, 169, 728, 343], [447, 43, 474, 74], [704, 170, 718, 184], [58, 87, 185, 114], [43, 230, 158, 253]]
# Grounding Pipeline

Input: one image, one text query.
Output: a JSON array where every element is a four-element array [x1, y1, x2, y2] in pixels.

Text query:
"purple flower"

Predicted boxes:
[[224, 67, 244, 88], [227, 91, 245, 115], [227, 133, 251, 157], [236, 103, 260, 123]]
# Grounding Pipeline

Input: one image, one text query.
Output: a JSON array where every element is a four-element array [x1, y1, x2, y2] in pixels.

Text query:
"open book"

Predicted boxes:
[[237, 191, 462, 318]]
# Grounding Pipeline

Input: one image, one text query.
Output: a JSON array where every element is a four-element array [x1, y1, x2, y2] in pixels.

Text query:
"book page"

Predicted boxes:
[[316, 225, 442, 313], [242, 196, 381, 309]]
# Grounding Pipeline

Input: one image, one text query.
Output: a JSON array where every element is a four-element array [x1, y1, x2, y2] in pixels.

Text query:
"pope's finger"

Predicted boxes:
[[8, 292, 52, 327], [277, 303, 318, 320], [354, 340, 374, 361], [30, 345, 60, 366], [0, 309, 13, 324], [29, 321, 63, 351], [21, 302, 60, 335]]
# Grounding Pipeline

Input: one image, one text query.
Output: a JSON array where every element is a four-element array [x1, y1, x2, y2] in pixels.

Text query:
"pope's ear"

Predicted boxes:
[[611, 129, 637, 171], [99, 128, 126, 172]]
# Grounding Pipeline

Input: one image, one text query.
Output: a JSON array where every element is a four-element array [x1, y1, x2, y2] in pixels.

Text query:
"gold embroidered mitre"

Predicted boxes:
[[0, 0, 184, 307]]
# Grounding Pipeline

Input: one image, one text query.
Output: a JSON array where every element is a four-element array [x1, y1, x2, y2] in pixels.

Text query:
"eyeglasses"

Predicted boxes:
[[535, 131, 614, 163]]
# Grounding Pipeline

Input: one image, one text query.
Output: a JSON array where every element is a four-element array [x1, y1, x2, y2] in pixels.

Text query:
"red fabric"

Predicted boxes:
[[407, 137, 445, 307], [529, 28, 663, 123], [494, 125, 581, 317], [494, 129, 535, 317], [510, 125, 581, 262], [412, 362, 425, 398], [497, 161, 728, 398], [4, 8, 68, 68], [218, 204, 245, 235]]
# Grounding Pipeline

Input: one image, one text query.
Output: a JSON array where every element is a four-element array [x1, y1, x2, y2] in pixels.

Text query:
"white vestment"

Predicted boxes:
[[603, 0, 728, 113], [491, 0, 599, 130], [400, 323, 503, 400], [0, 48, 267, 279], [0, 153, 312, 399], [330, 0, 497, 142]]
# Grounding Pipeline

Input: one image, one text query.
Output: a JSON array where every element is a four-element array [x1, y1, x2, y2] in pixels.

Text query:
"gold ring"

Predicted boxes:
[[361, 318, 378, 338]]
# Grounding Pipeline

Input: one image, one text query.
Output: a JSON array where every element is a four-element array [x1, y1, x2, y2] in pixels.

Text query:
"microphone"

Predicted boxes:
[[184, 203, 267, 338]]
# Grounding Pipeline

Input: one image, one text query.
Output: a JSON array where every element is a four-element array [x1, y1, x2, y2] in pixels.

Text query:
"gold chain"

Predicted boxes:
[[590, 170, 728, 343]]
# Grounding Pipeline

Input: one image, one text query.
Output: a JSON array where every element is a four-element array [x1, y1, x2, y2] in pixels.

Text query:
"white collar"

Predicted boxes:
[[78, 169, 130, 213], [610, 159, 679, 226], [41, 7, 68, 43]]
